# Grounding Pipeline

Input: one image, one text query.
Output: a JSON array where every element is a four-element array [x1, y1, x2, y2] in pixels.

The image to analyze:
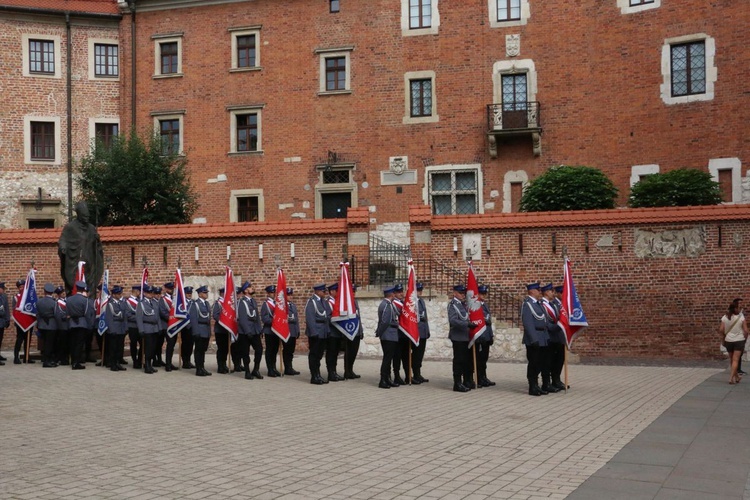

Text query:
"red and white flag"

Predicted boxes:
[[271, 268, 290, 342], [13, 267, 37, 332], [218, 266, 238, 342], [330, 262, 360, 340], [140, 267, 149, 301], [466, 261, 487, 348], [398, 260, 420, 347], [558, 257, 589, 348], [71, 261, 86, 294]]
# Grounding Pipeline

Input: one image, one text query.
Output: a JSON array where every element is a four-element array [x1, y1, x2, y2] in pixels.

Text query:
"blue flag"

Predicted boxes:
[[97, 270, 110, 336]]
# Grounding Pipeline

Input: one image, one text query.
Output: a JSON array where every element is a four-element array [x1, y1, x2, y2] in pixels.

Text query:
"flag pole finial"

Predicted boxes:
[[177, 255, 182, 270], [142, 255, 149, 267], [562, 245, 568, 259]]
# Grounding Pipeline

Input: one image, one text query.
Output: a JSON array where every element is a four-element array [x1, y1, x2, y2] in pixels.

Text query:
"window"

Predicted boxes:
[[410, 79, 432, 117], [426, 167, 482, 215], [316, 47, 353, 94], [502, 170, 527, 213], [488, 0, 529, 27], [617, 0, 660, 14], [661, 34, 715, 105], [403, 71, 438, 124], [330, 0, 340, 13], [153, 34, 183, 77], [314, 164, 357, 219], [708, 158, 741, 204], [229, 27, 261, 71], [671, 41, 705, 97], [229, 189, 265, 222], [94, 44, 118, 77], [237, 196, 259, 222], [630, 0, 654, 4], [229, 106, 263, 154], [31, 121, 55, 160], [28, 220, 56, 229], [159, 119, 180, 155], [29, 39, 55, 74], [629, 165, 659, 186], [401, 0, 439, 36], [237, 35, 256, 68], [409, 0, 431, 29], [95, 123, 119, 149]]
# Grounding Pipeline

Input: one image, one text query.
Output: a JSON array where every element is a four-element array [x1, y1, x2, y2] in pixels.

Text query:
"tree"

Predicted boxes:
[[519, 165, 618, 212], [77, 130, 197, 226], [628, 168, 722, 208]]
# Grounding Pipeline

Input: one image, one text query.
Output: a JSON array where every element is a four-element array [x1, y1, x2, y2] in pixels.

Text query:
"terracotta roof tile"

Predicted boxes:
[[346, 207, 369, 226], [409, 205, 432, 223], [0, 219, 347, 245], [432, 205, 750, 231], [0, 0, 121, 16]]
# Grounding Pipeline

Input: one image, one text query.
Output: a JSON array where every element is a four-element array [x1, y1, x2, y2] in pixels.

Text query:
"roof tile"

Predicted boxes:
[[346, 207, 369, 226], [0, 0, 120, 16]]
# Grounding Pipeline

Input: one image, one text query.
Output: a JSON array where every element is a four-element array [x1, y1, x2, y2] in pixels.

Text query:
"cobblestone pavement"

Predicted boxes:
[[0, 356, 718, 500]]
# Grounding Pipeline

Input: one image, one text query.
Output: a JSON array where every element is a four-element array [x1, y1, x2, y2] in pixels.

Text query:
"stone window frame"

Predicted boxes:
[[617, 0, 660, 15], [88, 38, 119, 81], [22, 34, 61, 79], [24, 115, 61, 165], [502, 170, 528, 213], [492, 59, 537, 105], [708, 158, 741, 204], [316, 47, 353, 95], [229, 188, 265, 222], [314, 163, 358, 219], [152, 111, 185, 156], [229, 26, 262, 73], [630, 164, 660, 187], [88, 117, 120, 151], [401, 0, 440, 37], [152, 33, 184, 79], [660, 33, 716, 105], [227, 105, 264, 155], [488, 0, 530, 28], [403, 70, 438, 124], [423, 164, 484, 216]]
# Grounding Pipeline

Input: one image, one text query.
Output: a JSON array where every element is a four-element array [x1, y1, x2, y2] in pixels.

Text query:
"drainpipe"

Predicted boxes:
[[66, 12, 73, 220], [128, 0, 136, 130]]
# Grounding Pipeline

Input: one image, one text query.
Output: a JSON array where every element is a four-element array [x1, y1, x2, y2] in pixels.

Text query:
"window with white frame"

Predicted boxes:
[[401, 0, 439, 36], [153, 34, 183, 77], [708, 158, 742, 204], [88, 39, 119, 80], [617, 0, 659, 15], [229, 27, 261, 71], [24, 116, 61, 164], [22, 34, 61, 78], [425, 165, 482, 215], [88, 117, 120, 151], [228, 106, 263, 154], [316, 47, 353, 94], [660, 34, 716, 105], [403, 70, 438, 124], [488, 0, 529, 27], [229, 189, 265, 222], [152, 112, 184, 155]]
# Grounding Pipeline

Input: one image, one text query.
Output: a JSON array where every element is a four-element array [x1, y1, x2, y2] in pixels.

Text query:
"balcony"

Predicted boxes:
[[486, 101, 542, 157]]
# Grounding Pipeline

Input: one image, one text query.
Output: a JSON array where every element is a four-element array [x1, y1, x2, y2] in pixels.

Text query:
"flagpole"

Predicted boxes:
[[101, 335, 106, 369], [564, 345, 569, 394], [408, 343, 412, 385], [562, 246, 569, 394], [278, 342, 284, 377], [472, 344, 478, 389], [25, 260, 33, 364]]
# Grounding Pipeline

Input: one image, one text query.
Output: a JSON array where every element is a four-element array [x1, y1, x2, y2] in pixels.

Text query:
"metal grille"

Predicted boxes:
[[671, 41, 705, 97], [410, 79, 432, 117], [323, 170, 350, 184], [428, 170, 478, 215], [487, 101, 540, 131]]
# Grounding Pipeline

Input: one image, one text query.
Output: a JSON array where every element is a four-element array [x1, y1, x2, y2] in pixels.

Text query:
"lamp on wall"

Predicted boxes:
[[290, 242, 295, 260], [194, 246, 199, 263], [258, 243, 264, 261], [453, 237, 458, 257]]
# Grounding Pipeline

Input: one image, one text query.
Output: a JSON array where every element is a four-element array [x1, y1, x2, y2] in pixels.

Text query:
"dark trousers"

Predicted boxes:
[[282, 336, 297, 370], [308, 336, 326, 376], [193, 336, 209, 370], [14, 324, 28, 359], [238, 334, 263, 372], [380, 339, 398, 379], [344, 336, 360, 375], [107, 333, 124, 368], [165, 333, 178, 366], [265, 333, 280, 371], [476, 341, 490, 379], [325, 336, 342, 373], [526, 344, 546, 387], [549, 342, 565, 383], [411, 338, 427, 376], [215, 328, 229, 369], [451, 340, 472, 381], [56, 329, 69, 364], [180, 329, 194, 366], [40, 328, 56, 364], [230, 340, 241, 369], [392, 336, 404, 377], [398, 336, 412, 378], [0, 327, 4, 357], [141, 333, 156, 368], [154, 331, 165, 362], [540, 345, 553, 386], [69, 327, 87, 366], [85, 328, 96, 361], [128, 327, 141, 364]]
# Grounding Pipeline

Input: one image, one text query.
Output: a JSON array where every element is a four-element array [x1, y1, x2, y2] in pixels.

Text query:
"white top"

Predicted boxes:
[[722, 314, 746, 343]]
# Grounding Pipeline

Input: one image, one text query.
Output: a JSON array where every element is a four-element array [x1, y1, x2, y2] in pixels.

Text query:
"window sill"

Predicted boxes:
[[317, 90, 352, 96], [228, 150, 264, 156], [26, 159, 59, 165], [91, 75, 120, 81], [488, 18, 529, 28], [229, 66, 263, 73], [402, 27, 439, 37], [24, 72, 61, 79], [153, 73, 184, 80], [403, 115, 439, 125]]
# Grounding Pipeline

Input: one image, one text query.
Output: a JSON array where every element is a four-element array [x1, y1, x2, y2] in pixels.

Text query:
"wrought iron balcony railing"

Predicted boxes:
[[486, 101, 541, 132]]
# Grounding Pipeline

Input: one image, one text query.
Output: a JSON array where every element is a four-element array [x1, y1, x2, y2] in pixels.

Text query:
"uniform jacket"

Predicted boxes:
[[189, 298, 211, 338], [521, 296, 549, 347], [136, 297, 159, 334], [375, 298, 399, 342], [212, 297, 226, 334], [447, 297, 470, 342], [477, 301, 493, 343], [261, 298, 275, 335], [87, 297, 97, 330], [417, 297, 430, 340], [304, 294, 329, 339], [287, 301, 300, 338], [159, 294, 173, 329], [0, 293, 10, 329], [543, 298, 566, 345], [125, 295, 139, 329], [325, 297, 340, 338], [55, 297, 69, 331], [237, 296, 261, 336], [36, 295, 57, 331], [354, 298, 364, 339], [106, 298, 127, 335], [67, 293, 93, 330], [150, 297, 162, 331]]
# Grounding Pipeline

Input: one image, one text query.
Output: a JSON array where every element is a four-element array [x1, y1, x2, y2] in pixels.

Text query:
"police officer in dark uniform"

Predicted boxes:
[[391, 283, 407, 385], [54, 287, 69, 365], [106, 285, 127, 371], [448, 284, 472, 392], [0, 282, 9, 364], [305, 283, 329, 385], [37, 283, 58, 368], [343, 285, 363, 380], [376, 285, 400, 388], [181, 286, 195, 369], [283, 288, 300, 375], [261, 285, 281, 377], [410, 282, 430, 384], [159, 282, 180, 372], [542, 283, 565, 392], [212, 287, 230, 374], [190, 285, 212, 376], [125, 285, 141, 368], [522, 282, 549, 396], [237, 281, 263, 380], [325, 283, 344, 382], [136, 285, 159, 374], [475, 285, 496, 388], [67, 281, 94, 370], [12, 279, 34, 364]]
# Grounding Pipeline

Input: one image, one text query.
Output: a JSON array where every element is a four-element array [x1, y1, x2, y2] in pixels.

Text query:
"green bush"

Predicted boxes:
[[628, 169, 722, 208], [519, 165, 618, 212]]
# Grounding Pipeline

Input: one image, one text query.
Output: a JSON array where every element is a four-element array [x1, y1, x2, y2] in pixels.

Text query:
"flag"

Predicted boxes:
[[167, 268, 190, 338], [271, 268, 291, 342], [13, 268, 38, 332], [218, 266, 238, 342], [398, 260, 420, 347], [330, 262, 360, 340], [466, 261, 486, 348], [558, 257, 589, 348], [72, 261, 86, 294], [96, 269, 110, 336], [140, 267, 149, 301]]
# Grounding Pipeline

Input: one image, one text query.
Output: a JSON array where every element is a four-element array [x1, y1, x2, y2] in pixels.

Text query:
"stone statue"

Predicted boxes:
[[58, 201, 104, 292]]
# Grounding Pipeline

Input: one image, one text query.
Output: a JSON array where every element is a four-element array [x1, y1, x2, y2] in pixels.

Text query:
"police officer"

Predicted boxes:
[[543, 283, 566, 392], [283, 288, 300, 375], [376, 286, 400, 389], [343, 285, 363, 380], [159, 282, 180, 372], [54, 287, 69, 365], [410, 282, 430, 384], [261, 285, 281, 377], [237, 282, 263, 380], [106, 285, 127, 371], [522, 282, 549, 396], [136, 285, 160, 374], [181, 286, 195, 369], [37, 283, 58, 368], [125, 285, 142, 368], [230, 286, 244, 372], [448, 284, 472, 392], [391, 283, 406, 385], [212, 287, 230, 374], [12, 279, 34, 364], [475, 285, 496, 388], [305, 283, 329, 385], [0, 282, 8, 364], [325, 283, 344, 382], [67, 281, 94, 370], [190, 285, 212, 376]]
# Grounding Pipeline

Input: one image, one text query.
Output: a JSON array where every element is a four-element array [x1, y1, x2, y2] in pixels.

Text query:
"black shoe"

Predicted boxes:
[[152, 359, 164, 367], [203, 368, 212, 376], [284, 369, 300, 376], [14, 358, 22, 365], [165, 365, 173, 372], [311, 376, 324, 385], [0, 355, 6, 361], [118, 365, 127, 371], [539, 386, 548, 395], [453, 383, 470, 393], [59, 360, 70, 366], [245, 371, 254, 380], [144, 367, 155, 374], [419, 375, 430, 383], [529, 386, 543, 396], [119, 359, 128, 365], [409, 377, 422, 385], [553, 381, 567, 391], [196, 369, 206, 377], [464, 381, 477, 390], [328, 372, 344, 382], [183, 362, 195, 369], [485, 378, 496, 386], [23, 358, 36, 364], [349, 372, 361, 379], [43, 362, 56, 368], [317, 375, 329, 384], [388, 377, 400, 388], [379, 378, 391, 389], [543, 384, 561, 393], [218, 366, 229, 374], [72, 363, 86, 370], [110, 365, 119, 372], [251, 370, 264, 380], [267, 370, 280, 378], [393, 376, 406, 386]]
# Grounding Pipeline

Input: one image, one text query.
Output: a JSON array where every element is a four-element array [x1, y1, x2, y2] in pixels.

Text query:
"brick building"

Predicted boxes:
[[116, 0, 748, 234], [0, 0, 121, 229]]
